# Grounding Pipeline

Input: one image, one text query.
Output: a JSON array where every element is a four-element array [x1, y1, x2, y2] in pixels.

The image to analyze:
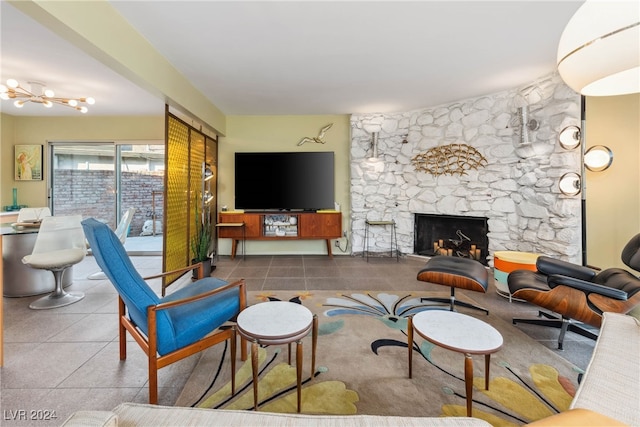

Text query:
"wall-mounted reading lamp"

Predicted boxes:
[[363, 122, 382, 160]]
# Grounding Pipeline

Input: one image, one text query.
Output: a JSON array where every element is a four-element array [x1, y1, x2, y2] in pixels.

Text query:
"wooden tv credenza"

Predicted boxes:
[[217, 211, 342, 258]]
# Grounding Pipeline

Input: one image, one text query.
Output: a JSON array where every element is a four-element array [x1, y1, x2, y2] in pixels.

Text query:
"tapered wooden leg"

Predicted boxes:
[[484, 354, 491, 390], [408, 316, 413, 378], [325, 239, 333, 258], [464, 353, 473, 417], [119, 298, 127, 360], [311, 315, 318, 379], [149, 358, 158, 404], [231, 240, 237, 260], [288, 342, 292, 365], [251, 340, 259, 410], [230, 331, 236, 395], [296, 340, 303, 413], [240, 335, 248, 361]]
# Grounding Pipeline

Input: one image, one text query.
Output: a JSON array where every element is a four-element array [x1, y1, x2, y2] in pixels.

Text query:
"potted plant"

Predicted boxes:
[[191, 201, 214, 278]]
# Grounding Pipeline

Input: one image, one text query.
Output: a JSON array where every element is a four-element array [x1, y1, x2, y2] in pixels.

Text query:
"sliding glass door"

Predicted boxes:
[[119, 143, 165, 245], [49, 142, 165, 253]]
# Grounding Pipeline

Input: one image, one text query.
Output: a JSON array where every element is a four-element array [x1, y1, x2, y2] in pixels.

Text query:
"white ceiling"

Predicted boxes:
[[0, 1, 584, 118]]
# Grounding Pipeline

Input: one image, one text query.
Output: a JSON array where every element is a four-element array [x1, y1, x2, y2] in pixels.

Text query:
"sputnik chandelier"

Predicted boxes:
[[0, 79, 95, 113]]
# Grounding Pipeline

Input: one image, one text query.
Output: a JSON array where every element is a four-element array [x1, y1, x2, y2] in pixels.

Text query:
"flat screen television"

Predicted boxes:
[[235, 152, 334, 211]]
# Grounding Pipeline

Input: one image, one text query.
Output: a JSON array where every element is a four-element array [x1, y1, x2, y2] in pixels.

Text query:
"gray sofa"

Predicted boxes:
[[568, 312, 639, 425], [62, 407, 491, 427], [61, 312, 639, 427]]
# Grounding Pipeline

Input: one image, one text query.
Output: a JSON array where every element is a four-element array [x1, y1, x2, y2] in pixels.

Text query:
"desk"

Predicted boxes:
[[1, 224, 73, 297]]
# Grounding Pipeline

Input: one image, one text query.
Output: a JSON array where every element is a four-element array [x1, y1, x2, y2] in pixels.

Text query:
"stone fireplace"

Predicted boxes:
[[414, 213, 488, 265], [349, 73, 583, 263]]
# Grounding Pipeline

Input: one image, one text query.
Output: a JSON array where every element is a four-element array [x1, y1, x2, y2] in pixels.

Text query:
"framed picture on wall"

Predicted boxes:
[[15, 144, 43, 181]]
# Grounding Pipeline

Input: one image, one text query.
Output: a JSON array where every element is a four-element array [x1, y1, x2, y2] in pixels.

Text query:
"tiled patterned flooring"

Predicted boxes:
[[1, 254, 596, 425]]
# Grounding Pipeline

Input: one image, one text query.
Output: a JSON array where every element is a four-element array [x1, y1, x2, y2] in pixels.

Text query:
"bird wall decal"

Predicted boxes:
[[297, 123, 333, 146]]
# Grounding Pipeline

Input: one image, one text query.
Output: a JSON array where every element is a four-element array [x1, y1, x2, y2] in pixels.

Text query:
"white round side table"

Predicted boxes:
[[408, 310, 503, 417], [237, 301, 318, 412]]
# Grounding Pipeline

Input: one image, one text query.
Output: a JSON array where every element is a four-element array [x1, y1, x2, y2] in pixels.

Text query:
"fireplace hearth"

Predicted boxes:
[[414, 213, 489, 265]]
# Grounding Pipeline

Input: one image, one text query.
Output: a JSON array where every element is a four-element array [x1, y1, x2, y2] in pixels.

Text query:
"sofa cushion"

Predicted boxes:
[[60, 410, 117, 427], [111, 403, 492, 426], [524, 408, 628, 426]]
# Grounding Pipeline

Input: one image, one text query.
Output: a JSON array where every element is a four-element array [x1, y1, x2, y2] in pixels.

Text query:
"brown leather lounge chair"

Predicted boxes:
[[507, 234, 640, 349], [417, 256, 489, 315]]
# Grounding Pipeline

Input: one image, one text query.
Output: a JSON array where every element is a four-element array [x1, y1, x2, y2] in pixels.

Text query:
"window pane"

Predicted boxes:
[[52, 144, 116, 227]]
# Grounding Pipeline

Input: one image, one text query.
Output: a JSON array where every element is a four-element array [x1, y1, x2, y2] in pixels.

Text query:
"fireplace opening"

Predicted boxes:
[[414, 213, 489, 265]]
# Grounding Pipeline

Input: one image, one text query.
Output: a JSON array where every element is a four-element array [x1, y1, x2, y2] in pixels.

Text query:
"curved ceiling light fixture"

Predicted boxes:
[[557, 1, 640, 96], [0, 79, 95, 113]]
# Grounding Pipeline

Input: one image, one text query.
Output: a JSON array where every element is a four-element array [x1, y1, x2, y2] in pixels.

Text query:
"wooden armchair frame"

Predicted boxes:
[[121, 263, 247, 404]]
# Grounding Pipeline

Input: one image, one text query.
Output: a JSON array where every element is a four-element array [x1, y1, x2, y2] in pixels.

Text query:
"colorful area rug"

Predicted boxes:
[[176, 290, 583, 427]]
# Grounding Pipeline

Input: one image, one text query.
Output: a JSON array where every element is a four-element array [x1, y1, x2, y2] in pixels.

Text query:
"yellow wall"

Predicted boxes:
[[585, 93, 640, 269], [0, 113, 163, 209], [218, 115, 351, 255], [0, 114, 17, 212]]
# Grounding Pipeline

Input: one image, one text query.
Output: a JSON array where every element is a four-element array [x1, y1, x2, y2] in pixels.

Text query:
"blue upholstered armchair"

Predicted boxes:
[[81, 218, 247, 404]]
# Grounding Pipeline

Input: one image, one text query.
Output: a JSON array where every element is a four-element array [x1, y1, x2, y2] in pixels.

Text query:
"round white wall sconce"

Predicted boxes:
[[559, 172, 582, 196], [558, 125, 581, 150], [584, 145, 614, 171]]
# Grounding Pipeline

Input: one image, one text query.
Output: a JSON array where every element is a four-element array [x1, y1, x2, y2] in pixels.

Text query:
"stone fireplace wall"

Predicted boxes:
[[350, 72, 583, 263]]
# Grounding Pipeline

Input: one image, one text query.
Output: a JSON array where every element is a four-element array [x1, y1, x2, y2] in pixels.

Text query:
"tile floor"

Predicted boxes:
[[1, 254, 596, 426]]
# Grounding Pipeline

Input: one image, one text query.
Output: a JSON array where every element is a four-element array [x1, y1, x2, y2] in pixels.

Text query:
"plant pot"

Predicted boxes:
[[192, 257, 215, 279]]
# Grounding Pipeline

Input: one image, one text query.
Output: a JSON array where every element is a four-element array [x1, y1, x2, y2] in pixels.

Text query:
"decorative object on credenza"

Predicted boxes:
[[0, 79, 95, 112], [411, 144, 487, 176], [297, 123, 333, 146], [14, 144, 43, 181]]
